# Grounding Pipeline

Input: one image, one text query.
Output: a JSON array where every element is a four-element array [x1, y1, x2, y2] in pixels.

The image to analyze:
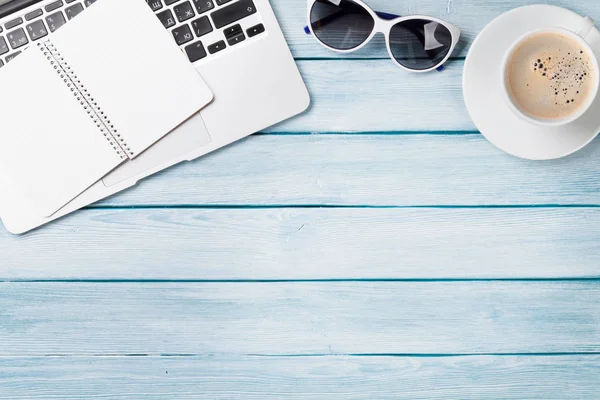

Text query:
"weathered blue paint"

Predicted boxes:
[[1, 0, 599, 397]]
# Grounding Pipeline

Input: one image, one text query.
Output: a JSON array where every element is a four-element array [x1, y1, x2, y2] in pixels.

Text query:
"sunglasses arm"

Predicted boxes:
[[303, 11, 446, 72], [374, 11, 400, 20]]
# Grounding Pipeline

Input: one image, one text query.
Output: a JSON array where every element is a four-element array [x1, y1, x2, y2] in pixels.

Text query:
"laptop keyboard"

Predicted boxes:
[[0, 0, 266, 67]]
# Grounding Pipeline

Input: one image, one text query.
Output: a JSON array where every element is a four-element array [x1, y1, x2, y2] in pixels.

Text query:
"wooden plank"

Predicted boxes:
[[2, 208, 600, 280], [95, 135, 600, 208], [270, 60, 471, 132], [275, 0, 600, 59], [1, 282, 599, 355], [2, 355, 600, 399]]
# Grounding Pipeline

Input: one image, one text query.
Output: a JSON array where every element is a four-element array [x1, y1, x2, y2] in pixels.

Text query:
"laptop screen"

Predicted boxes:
[[0, 0, 15, 6]]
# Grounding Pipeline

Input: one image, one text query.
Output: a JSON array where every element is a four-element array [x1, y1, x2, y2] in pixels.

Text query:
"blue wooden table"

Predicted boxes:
[[2, 0, 600, 397]]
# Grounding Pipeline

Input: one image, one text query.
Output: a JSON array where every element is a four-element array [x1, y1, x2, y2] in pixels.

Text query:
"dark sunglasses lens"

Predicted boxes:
[[310, 0, 375, 50], [389, 19, 453, 70]]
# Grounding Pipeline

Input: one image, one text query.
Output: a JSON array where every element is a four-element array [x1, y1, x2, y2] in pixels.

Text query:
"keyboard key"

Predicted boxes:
[[7, 28, 28, 49], [147, 0, 162, 11], [247, 23, 264, 37], [192, 0, 213, 14], [223, 23, 241, 37], [45, 0, 63, 12], [207, 40, 225, 54], [25, 9, 43, 21], [174, 1, 195, 22], [211, 0, 256, 29], [191, 15, 212, 37], [0, 59, 3, 68], [215, 0, 232, 4], [5, 51, 21, 62], [172, 24, 193, 45], [65, 3, 84, 20], [26, 20, 48, 41], [227, 30, 244, 45], [0, 37, 8, 55], [84, 0, 97, 6], [46, 11, 66, 32], [185, 40, 206, 62], [65, 0, 77, 3], [224, 24, 244, 46], [165, 0, 180, 4], [5, 17, 23, 30], [156, 9, 175, 28]]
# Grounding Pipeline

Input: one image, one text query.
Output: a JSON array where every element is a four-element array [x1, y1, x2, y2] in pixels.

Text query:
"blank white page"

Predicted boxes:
[[49, 0, 213, 158], [0, 46, 124, 218]]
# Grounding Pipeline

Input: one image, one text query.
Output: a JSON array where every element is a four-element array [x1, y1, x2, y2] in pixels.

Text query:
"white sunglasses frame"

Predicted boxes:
[[306, 0, 462, 73]]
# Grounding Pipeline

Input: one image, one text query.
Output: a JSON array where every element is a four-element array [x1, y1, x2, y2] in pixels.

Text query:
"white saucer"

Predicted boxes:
[[463, 5, 600, 160]]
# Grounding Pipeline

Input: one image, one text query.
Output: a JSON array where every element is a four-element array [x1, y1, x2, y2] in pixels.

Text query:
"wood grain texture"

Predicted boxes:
[[1, 282, 599, 355], [4, 0, 600, 393], [91, 135, 600, 208], [3, 208, 600, 280], [274, 0, 600, 59], [2, 355, 600, 399], [270, 60, 471, 132]]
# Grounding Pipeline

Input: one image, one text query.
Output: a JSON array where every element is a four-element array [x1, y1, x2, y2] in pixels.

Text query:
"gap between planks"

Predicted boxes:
[[83, 204, 600, 210], [3, 278, 600, 283], [256, 131, 479, 135], [1, 352, 600, 358]]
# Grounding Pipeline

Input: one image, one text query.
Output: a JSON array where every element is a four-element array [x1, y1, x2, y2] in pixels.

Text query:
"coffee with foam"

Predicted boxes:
[[505, 32, 596, 121]]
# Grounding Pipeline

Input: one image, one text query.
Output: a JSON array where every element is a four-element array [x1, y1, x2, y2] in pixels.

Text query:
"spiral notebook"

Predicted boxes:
[[0, 0, 213, 218]]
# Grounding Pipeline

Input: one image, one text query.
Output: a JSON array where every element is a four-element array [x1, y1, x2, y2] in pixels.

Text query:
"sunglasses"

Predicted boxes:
[[305, 0, 461, 72]]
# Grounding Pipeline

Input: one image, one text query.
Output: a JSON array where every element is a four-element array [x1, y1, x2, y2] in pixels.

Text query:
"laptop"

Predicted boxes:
[[0, 0, 310, 233]]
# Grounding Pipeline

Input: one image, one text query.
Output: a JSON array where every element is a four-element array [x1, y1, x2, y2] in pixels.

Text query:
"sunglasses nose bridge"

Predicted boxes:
[[372, 17, 396, 35], [373, 20, 397, 51]]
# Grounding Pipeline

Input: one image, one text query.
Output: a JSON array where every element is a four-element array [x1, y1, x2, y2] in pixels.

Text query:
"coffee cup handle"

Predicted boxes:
[[576, 16, 595, 39]]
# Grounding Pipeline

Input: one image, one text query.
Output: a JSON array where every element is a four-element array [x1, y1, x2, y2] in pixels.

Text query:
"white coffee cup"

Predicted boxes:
[[500, 17, 600, 127]]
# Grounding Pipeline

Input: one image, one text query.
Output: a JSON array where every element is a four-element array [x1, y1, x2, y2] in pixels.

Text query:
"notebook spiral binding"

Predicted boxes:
[[37, 40, 133, 160]]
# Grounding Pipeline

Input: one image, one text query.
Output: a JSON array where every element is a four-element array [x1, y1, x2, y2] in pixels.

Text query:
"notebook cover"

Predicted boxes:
[[0, 45, 125, 218], [49, 0, 214, 159], [0, 0, 213, 219]]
